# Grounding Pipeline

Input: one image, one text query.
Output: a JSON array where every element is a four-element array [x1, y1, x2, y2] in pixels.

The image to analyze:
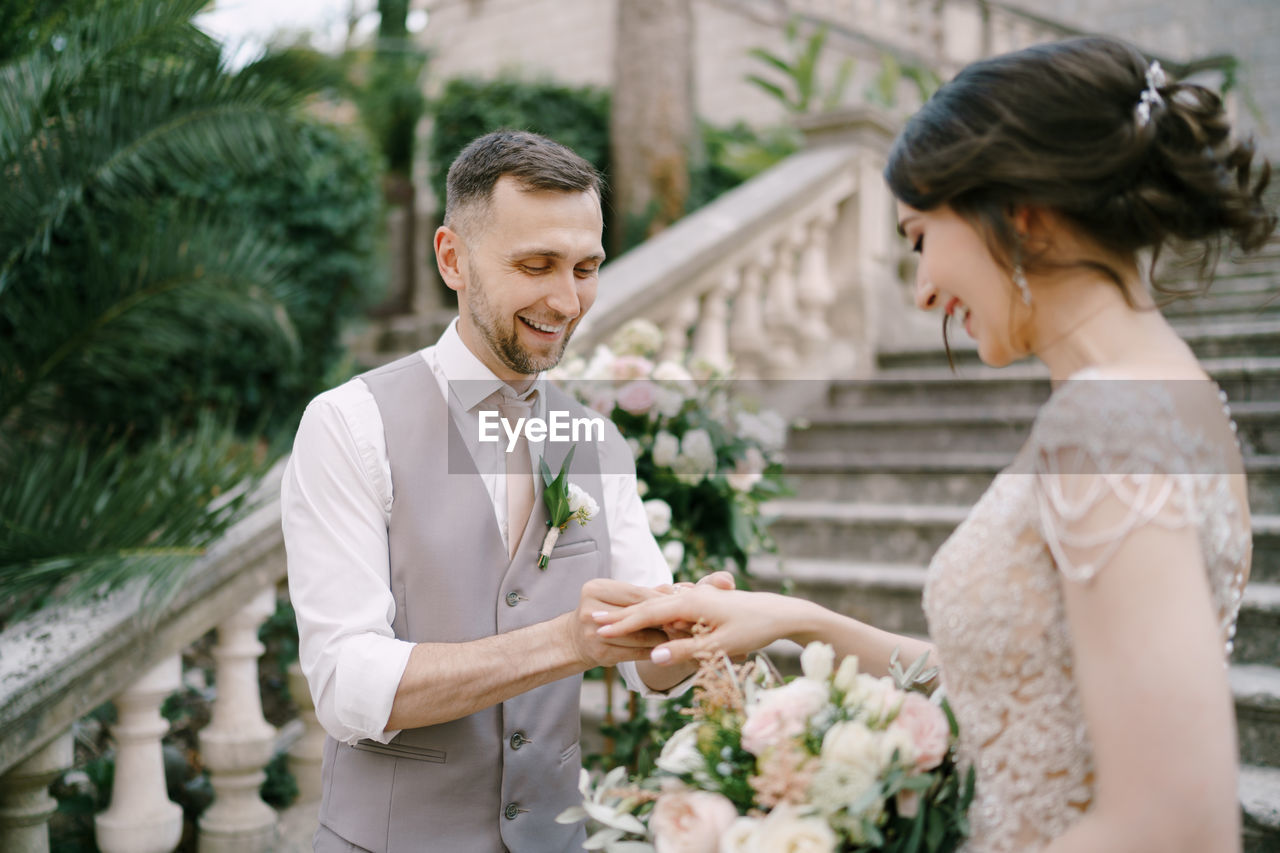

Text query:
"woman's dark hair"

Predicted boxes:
[[885, 36, 1276, 313]]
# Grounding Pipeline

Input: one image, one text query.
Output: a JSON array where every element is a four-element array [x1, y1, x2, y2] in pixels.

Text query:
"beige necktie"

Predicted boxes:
[[498, 391, 537, 558]]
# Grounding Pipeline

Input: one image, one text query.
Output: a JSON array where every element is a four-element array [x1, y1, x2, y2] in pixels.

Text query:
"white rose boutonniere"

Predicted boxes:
[[538, 446, 597, 569]]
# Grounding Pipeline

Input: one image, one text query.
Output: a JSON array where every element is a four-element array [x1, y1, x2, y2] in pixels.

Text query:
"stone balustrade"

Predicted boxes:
[[576, 107, 904, 388], [0, 465, 326, 853]]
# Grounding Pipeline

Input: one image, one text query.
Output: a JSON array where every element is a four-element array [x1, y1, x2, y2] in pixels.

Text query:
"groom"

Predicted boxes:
[[282, 130, 713, 852]]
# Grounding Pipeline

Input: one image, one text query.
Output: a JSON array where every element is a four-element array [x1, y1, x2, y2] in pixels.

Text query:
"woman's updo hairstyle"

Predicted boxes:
[[885, 35, 1276, 297]]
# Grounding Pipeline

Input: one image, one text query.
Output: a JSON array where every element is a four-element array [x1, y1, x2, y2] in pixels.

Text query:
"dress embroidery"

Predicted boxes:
[[922, 376, 1251, 851]]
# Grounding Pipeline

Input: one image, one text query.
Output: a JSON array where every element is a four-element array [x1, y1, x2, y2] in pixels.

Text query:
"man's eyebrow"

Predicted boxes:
[[506, 248, 606, 264]]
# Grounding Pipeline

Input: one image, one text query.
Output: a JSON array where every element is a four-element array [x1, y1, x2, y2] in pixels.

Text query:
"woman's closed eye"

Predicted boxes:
[[912, 236, 924, 253]]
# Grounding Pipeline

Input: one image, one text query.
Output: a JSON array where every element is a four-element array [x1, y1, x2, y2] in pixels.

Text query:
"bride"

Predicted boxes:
[[596, 36, 1275, 852]]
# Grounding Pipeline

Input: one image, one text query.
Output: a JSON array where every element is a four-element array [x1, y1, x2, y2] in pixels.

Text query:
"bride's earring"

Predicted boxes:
[[1013, 264, 1032, 305]]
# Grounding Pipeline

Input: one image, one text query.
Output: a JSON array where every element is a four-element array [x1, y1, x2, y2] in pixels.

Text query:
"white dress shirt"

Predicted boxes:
[[283, 320, 676, 745]]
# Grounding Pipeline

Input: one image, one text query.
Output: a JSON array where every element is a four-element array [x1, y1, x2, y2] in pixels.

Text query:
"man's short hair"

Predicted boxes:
[[444, 130, 602, 238]]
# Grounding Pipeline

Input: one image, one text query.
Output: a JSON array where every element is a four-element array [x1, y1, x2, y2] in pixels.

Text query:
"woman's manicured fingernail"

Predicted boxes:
[[651, 648, 671, 664]]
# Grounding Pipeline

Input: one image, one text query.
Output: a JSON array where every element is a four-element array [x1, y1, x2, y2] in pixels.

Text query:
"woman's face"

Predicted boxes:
[[895, 202, 1028, 367]]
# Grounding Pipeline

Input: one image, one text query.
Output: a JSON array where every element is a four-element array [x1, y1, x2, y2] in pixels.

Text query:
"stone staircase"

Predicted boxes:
[[754, 240, 1280, 850]]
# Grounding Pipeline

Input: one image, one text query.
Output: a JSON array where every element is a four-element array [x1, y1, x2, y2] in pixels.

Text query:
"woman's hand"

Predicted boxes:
[[593, 586, 809, 665]]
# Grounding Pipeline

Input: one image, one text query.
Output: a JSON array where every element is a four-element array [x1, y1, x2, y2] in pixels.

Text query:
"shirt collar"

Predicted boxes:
[[435, 318, 545, 412]]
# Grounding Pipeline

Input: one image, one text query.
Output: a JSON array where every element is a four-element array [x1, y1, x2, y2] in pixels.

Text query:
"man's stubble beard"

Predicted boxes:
[[465, 260, 576, 376]]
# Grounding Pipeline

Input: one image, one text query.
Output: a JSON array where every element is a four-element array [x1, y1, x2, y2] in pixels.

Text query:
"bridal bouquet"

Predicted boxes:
[[560, 642, 974, 852], [550, 319, 789, 583]]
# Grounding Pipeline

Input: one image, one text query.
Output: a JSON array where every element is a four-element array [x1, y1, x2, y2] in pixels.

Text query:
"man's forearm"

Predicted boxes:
[[386, 613, 586, 730]]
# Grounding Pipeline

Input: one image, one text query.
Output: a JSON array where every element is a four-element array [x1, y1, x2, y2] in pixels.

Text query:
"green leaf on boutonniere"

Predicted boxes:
[[538, 445, 578, 569]]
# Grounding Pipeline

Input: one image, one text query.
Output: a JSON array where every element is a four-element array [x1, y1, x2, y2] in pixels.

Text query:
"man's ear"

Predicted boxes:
[[435, 225, 466, 293]]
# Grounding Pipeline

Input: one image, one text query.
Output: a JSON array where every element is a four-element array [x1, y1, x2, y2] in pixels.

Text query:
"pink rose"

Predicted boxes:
[[890, 692, 950, 771], [611, 354, 654, 381], [740, 678, 829, 756], [615, 380, 657, 415], [651, 791, 738, 853]]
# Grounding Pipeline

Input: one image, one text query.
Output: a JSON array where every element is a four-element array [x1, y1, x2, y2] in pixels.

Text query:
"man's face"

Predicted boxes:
[[454, 176, 604, 382]]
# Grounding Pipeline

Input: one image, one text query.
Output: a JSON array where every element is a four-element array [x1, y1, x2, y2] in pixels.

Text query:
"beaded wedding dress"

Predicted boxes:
[[923, 370, 1252, 852]]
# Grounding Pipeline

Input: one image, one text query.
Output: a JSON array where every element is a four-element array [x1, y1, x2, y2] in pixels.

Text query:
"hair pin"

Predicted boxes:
[[1136, 60, 1166, 127]]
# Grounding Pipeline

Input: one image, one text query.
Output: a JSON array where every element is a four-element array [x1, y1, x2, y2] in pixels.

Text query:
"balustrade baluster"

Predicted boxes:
[[94, 656, 184, 853], [796, 211, 838, 360], [285, 661, 324, 803], [729, 258, 769, 378], [762, 238, 802, 377], [197, 589, 278, 853], [660, 298, 699, 365], [0, 732, 72, 853], [691, 268, 737, 376]]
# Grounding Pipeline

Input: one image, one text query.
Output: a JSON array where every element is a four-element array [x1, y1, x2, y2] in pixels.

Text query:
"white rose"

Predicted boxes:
[[833, 655, 860, 693], [653, 385, 686, 418], [799, 642, 835, 683], [653, 360, 694, 382], [656, 723, 705, 776], [719, 816, 762, 853], [628, 438, 644, 461], [752, 805, 837, 853], [662, 540, 685, 572], [637, 478, 650, 497], [645, 499, 673, 537], [843, 674, 904, 725], [583, 345, 617, 380], [612, 318, 664, 357], [567, 483, 599, 519], [653, 431, 680, 467], [681, 429, 717, 471], [726, 446, 766, 492], [821, 721, 886, 778]]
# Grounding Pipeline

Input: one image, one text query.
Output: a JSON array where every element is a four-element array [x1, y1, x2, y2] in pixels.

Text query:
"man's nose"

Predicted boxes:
[[914, 278, 939, 311], [545, 269, 581, 319]]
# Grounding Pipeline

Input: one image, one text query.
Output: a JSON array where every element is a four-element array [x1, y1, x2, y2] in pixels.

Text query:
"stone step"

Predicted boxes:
[[877, 318, 1280, 370], [1242, 765, 1280, 852], [781, 451, 1280, 519], [839, 357, 1280, 408], [787, 400, 1280, 456], [1164, 289, 1280, 318], [763, 501, 1280, 592], [747, 556, 1280, 756]]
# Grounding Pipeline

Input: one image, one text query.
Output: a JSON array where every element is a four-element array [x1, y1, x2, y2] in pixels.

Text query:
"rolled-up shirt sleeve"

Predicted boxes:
[[598, 422, 695, 699], [281, 383, 413, 745]]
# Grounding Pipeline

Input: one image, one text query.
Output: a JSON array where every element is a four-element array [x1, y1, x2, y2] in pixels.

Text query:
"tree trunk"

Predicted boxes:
[[610, 0, 695, 256]]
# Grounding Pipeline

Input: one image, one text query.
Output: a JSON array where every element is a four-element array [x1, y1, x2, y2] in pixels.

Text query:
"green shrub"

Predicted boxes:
[[427, 75, 612, 214]]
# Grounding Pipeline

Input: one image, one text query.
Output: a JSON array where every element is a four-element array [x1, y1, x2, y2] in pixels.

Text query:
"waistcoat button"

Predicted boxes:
[[509, 732, 526, 750], [505, 591, 520, 607], [504, 802, 521, 820]]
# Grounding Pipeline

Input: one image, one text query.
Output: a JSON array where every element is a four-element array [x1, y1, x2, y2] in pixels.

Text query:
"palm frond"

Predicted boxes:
[[0, 416, 274, 627], [0, 203, 293, 425]]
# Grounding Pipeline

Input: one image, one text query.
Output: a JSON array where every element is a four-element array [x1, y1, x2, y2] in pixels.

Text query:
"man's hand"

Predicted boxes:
[[562, 578, 670, 668]]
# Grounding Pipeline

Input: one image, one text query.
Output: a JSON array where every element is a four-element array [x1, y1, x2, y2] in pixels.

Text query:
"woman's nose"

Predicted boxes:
[[915, 279, 939, 311]]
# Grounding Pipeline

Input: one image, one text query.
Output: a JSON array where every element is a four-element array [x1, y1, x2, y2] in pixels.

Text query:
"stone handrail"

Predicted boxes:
[[577, 107, 902, 384], [0, 463, 318, 852]]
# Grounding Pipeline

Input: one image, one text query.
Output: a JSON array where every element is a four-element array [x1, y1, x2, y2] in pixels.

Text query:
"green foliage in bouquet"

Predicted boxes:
[[563, 644, 976, 853]]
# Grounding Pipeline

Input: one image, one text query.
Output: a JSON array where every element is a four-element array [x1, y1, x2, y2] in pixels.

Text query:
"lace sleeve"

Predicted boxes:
[[1030, 380, 1201, 584]]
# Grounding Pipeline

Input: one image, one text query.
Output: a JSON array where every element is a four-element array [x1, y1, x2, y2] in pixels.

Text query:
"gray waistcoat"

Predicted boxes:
[[317, 354, 610, 852]]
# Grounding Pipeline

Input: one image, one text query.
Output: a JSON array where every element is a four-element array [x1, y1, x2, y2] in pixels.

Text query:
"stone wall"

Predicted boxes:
[[1004, 0, 1279, 158], [417, 0, 901, 128]]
